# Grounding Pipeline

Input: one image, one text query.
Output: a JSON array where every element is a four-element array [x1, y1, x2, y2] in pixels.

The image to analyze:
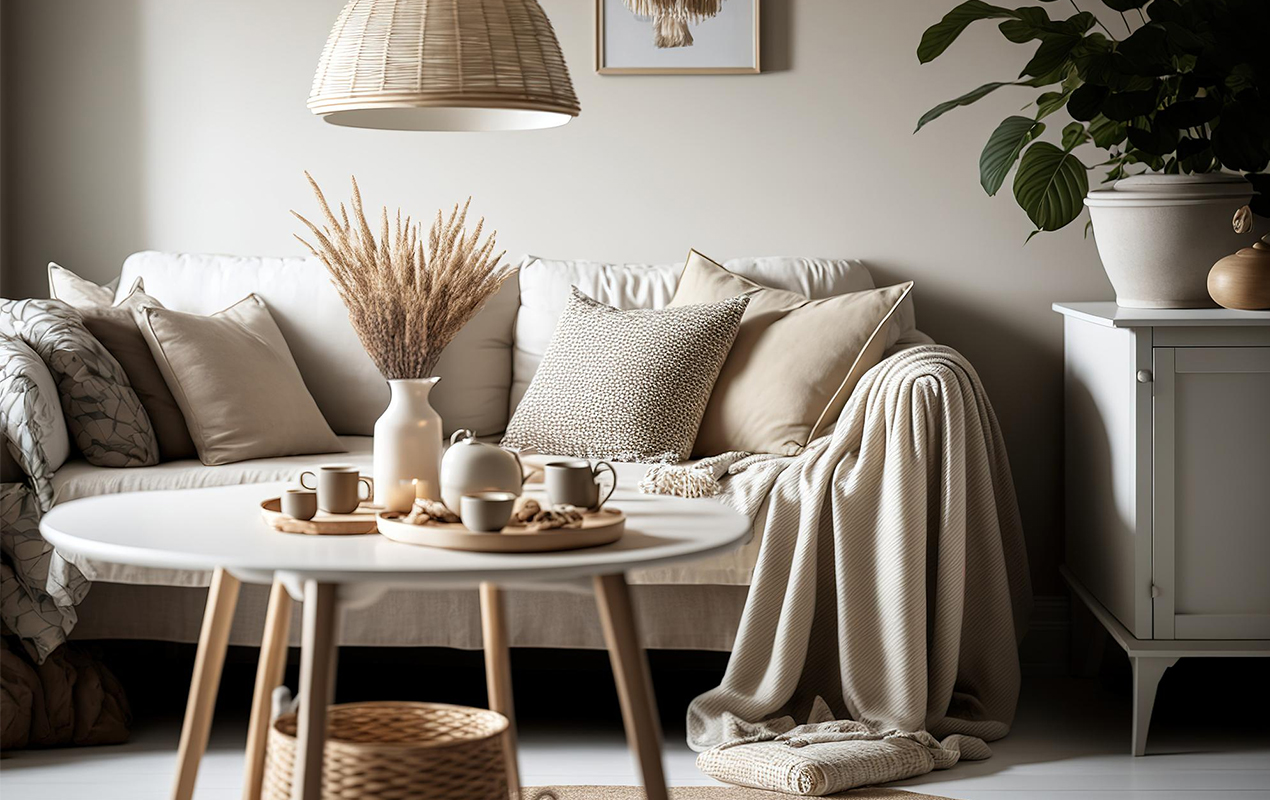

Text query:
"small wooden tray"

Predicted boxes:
[[376, 508, 625, 553], [260, 498, 380, 536]]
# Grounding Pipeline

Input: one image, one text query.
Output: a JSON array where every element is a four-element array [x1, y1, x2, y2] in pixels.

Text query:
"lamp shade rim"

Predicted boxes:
[[315, 105, 576, 131]]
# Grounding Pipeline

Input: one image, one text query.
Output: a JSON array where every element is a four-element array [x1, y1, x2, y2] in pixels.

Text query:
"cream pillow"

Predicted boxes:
[[669, 251, 913, 457], [137, 295, 344, 466]]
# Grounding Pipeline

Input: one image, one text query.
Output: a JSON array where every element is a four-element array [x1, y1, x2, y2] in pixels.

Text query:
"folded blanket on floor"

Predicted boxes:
[[643, 345, 1032, 794], [0, 635, 131, 749]]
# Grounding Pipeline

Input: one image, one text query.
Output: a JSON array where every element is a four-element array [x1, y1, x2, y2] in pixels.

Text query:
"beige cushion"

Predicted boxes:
[[137, 295, 344, 466], [669, 251, 913, 456], [47, 262, 139, 307], [61, 284, 199, 462]]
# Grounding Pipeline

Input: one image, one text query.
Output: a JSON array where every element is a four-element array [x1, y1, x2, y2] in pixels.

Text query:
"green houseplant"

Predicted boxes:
[[915, 0, 1269, 238]]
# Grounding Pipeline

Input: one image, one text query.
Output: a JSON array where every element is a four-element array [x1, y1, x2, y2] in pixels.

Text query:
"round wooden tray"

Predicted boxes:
[[376, 508, 625, 553], [260, 498, 380, 536]]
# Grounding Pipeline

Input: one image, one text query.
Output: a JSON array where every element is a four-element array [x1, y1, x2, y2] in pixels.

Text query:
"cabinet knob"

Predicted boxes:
[[1136, 369, 1153, 384]]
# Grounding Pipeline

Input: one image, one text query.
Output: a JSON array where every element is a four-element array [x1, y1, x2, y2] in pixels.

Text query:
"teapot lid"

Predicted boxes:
[[449, 428, 477, 446]]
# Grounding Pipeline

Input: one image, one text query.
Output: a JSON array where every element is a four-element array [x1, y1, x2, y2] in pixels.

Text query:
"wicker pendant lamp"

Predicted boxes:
[[309, 0, 580, 131]]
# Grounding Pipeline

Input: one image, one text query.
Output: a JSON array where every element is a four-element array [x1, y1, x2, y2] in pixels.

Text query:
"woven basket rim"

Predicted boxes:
[[272, 701, 509, 753]]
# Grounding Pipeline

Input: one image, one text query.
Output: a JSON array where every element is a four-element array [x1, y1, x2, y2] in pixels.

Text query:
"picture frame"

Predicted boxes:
[[595, 0, 761, 75]]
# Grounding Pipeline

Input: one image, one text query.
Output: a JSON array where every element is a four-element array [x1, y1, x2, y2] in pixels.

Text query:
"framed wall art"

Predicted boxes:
[[596, 0, 761, 75]]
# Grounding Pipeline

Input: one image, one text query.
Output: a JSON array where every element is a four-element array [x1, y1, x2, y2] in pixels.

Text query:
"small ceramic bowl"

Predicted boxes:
[[281, 488, 318, 521], [460, 491, 518, 533]]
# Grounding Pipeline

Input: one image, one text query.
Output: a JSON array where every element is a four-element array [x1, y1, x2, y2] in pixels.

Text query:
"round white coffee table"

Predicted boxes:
[[40, 477, 750, 800]]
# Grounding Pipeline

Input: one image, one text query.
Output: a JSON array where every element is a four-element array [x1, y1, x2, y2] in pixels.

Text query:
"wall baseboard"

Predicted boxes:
[[1020, 593, 1070, 675]]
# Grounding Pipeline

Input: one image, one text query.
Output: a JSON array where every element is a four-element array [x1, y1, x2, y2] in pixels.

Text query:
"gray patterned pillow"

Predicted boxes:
[[502, 288, 749, 463], [2, 299, 159, 468], [0, 335, 71, 510]]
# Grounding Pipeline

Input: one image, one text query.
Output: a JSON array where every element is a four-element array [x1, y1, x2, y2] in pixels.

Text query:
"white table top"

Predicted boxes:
[[1052, 301, 1270, 328], [40, 470, 751, 587]]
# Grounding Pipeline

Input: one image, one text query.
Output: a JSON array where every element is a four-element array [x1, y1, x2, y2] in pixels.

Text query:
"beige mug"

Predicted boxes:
[[299, 465, 373, 514], [544, 460, 616, 511], [281, 488, 318, 521]]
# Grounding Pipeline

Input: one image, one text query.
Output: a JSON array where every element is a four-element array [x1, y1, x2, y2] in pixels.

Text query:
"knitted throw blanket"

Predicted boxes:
[[642, 346, 1032, 794]]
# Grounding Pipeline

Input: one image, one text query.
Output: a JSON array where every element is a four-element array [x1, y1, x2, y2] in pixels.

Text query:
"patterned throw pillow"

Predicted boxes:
[[1, 299, 159, 468], [0, 336, 72, 510], [502, 288, 749, 463]]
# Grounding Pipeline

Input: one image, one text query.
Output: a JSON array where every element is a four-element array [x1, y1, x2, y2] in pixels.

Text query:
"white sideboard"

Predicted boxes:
[[1055, 302, 1270, 756]]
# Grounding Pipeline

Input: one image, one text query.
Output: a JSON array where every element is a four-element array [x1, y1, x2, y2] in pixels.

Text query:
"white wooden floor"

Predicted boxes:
[[2, 666, 1268, 799]]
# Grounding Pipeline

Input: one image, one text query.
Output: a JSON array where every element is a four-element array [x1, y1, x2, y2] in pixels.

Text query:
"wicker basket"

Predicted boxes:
[[263, 701, 509, 800]]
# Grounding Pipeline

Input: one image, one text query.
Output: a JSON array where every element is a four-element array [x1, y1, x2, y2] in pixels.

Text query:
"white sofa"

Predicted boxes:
[[50, 251, 929, 652]]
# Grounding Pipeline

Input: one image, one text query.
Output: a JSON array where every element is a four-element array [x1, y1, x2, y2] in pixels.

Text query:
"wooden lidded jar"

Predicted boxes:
[[1208, 207, 1270, 310]]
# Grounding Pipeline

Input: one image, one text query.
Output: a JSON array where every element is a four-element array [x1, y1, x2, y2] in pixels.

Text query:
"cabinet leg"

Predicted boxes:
[[243, 577, 294, 800], [173, 567, 241, 800], [1131, 656, 1177, 756], [594, 573, 668, 800], [480, 583, 520, 799], [293, 582, 339, 800]]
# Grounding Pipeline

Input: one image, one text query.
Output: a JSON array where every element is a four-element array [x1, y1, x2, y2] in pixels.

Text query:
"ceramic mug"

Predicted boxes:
[[460, 491, 518, 532], [299, 465, 373, 514], [544, 460, 616, 511], [281, 488, 318, 521]]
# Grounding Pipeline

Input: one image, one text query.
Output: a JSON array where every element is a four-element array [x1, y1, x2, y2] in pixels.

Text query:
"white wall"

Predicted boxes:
[[1, 0, 1119, 592]]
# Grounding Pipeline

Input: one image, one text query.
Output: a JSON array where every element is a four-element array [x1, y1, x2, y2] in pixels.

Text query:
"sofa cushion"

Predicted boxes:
[[2, 298, 159, 468], [59, 282, 198, 462], [120, 252, 517, 437], [510, 255, 904, 416], [51, 436, 373, 504], [48, 262, 135, 307], [137, 295, 345, 466], [669, 251, 914, 456], [1, 336, 71, 509], [503, 288, 749, 463]]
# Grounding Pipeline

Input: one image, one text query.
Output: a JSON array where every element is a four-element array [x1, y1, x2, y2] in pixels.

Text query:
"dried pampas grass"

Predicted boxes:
[[293, 173, 512, 380]]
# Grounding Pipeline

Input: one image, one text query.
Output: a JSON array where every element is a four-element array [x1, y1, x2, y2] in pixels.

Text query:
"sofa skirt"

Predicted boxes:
[[69, 582, 749, 651]]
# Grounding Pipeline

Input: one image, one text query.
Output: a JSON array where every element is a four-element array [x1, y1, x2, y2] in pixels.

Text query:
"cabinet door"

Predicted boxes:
[[1153, 347, 1270, 640]]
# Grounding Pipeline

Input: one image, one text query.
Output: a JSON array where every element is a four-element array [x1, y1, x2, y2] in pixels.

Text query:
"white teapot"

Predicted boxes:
[[440, 429, 525, 513]]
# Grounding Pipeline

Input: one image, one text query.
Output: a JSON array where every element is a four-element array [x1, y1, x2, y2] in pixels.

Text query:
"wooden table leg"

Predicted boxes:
[[480, 583, 521, 799], [293, 581, 339, 800], [243, 577, 294, 800], [594, 573, 668, 800], [172, 567, 241, 800]]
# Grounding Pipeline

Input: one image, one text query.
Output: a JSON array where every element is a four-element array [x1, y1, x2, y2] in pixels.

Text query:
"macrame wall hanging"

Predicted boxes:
[[623, 0, 725, 48]]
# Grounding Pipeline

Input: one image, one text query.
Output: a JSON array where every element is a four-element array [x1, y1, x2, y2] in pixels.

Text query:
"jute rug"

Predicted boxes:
[[524, 787, 957, 800]]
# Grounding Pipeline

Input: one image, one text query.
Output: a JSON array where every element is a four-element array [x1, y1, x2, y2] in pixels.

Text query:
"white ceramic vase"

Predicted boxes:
[[1085, 173, 1255, 308], [373, 377, 442, 512]]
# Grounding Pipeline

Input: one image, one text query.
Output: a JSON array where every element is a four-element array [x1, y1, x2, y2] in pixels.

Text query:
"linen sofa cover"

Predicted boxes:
[[118, 252, 518, 437], [15, 251, 928, 652]]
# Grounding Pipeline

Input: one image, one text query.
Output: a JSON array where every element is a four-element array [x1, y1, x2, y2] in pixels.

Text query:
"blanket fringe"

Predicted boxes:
[[638, 463, 720, 497]]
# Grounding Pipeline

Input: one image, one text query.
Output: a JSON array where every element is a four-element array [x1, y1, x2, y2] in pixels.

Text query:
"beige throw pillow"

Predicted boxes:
[[48, 261, 140, 307], [669, 251, 913, 457], [137, 294, 344, 466]]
